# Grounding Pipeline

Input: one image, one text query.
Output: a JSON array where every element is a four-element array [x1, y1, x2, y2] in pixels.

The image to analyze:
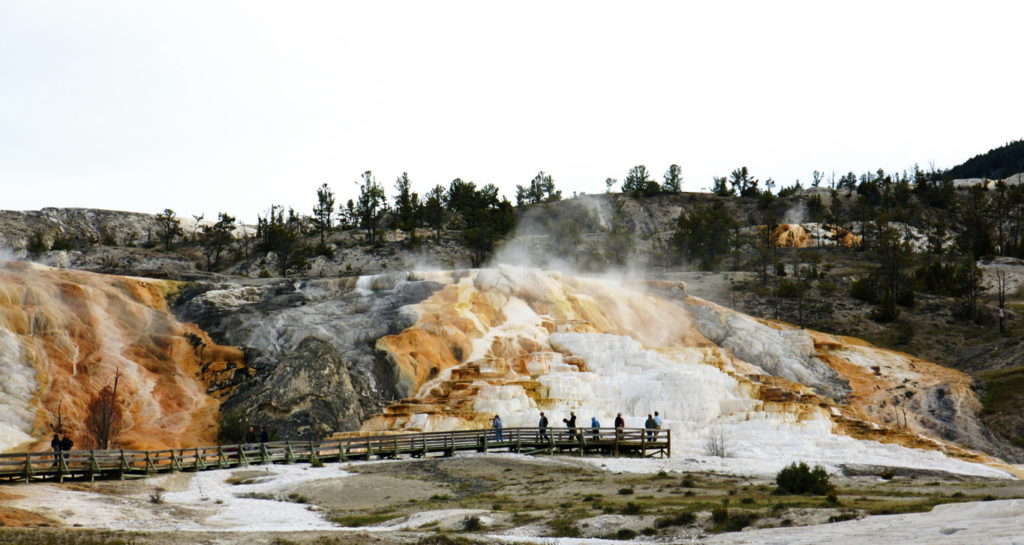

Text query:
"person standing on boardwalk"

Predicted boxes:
[[492, 414, 504, 442], [60, 435, 73, 452], [259, 426, 269, 443], [563, 411, 578, 441], [614, 413, 625, 440], [244, 426, 256, 446], [653, 411, 663, 440], [50, 434, 61, 466], [538, 412, 549, 440], [645, 414, 656, 440], [590, 416, 601, 440]]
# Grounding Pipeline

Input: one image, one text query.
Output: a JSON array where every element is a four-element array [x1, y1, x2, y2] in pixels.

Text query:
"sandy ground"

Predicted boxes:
[[3, 453, 1024, 544]]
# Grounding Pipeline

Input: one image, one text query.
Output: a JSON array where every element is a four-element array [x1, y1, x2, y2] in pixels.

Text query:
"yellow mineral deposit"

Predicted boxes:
[[361, 267, 1010, 474], [0, 261, 244, 452]]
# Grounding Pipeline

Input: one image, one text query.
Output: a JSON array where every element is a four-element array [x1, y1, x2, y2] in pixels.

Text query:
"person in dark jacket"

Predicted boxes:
[[538, 412, 549, 440], [60, 435, 73, 452], [51, 434, 61, 466], [259, 426, 269, 443], [563, 411, 578, 440], [244, 426, 256, 445], [614, 413, 625, 440], [645, 414, 656, 440]]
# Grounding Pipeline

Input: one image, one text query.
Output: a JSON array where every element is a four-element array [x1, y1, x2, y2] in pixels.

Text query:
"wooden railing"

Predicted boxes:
[[0, 427, 669, 483]]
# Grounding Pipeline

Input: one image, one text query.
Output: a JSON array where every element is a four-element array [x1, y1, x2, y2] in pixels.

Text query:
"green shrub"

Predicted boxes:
[[547, 517, 580, 537], [621, 502, 644, 515], [655, 511, 696, 528], [721, 512, 758, 532], [462, 516, 483, 531], [618, 487, 634, 495], [615, 528, 637, 540], [775, 462, 834, 495], [26, 231, 50, 256], [711, 504, 729, 524], [850, 276, 876, 302]]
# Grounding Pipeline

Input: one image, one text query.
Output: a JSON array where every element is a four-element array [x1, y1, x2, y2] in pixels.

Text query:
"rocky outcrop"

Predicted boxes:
[[0, 207, 161, 250], [174, 273, 449, 440]]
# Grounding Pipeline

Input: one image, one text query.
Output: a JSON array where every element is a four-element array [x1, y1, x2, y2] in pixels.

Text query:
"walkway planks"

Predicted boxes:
[[0, 427, 669, 484]]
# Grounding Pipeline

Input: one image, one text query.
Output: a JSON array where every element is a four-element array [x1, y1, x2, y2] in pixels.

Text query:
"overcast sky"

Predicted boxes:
[[1, 1, 1022, 221]]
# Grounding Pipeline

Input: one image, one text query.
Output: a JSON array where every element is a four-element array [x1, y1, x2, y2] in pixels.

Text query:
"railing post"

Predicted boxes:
[[145, 451, 155, 474], [641, 431, 647, 458], [171, 450, 182, 472], [667, 429, 671, 458], [119, 450, 129, 480], [261, 444, 270, 465], [340, 441, 348, 462], [366, 438, 373, 460], [217, 446, 226, 469], [57, 451, 69, 483], [309, 441, 319, 465], [22, 453, 33, 483], [89, 450, 99, 482]]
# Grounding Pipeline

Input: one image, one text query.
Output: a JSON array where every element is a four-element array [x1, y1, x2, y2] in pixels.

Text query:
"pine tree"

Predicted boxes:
[[393, 172, 420, 233], [663, 164, 683, 193], [622, 165, 652, 194], [155, 209, 183, 250], [199, 212, 236, 271], [515, 171, 562, 206], [312, 183, 335, 248], [423, 185, 446, 243], [355, 171, 389, 245]]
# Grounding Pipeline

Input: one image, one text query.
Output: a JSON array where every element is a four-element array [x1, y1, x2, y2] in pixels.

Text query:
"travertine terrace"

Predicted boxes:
[[0, 261, 244, 452], [360, 267, 1013, 476]]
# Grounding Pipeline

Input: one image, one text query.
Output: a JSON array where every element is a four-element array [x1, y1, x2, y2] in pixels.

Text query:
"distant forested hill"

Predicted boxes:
[[948, 140, 1024, 180]]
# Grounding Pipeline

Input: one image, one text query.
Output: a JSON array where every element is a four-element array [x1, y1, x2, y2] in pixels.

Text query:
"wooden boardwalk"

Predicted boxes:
[[0, 427, 669, 484]]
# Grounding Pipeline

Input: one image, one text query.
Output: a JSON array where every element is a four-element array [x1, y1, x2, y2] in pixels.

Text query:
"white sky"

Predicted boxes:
[[1, 0, 1022, 221]]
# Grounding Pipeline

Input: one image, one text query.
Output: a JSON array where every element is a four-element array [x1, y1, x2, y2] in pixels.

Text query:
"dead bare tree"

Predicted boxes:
[[995, 269, 1008, 334], [86, 370, 123, 450], [53, 400, 65, 434]]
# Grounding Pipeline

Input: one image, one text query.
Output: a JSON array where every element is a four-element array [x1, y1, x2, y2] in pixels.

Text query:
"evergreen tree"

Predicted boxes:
[[355, 170, 389, 245], [711, 176, 734, 196], [728, 167, 759, 197], [671, 200, 736, 270], [423, 184, 446, 243], [955, 184, 994, 257], [258, 205, 307, 276], [393, 172, 420, 233], [312, 183, 335, 248], [199, 212, 236, 271], [516, 171, 562, 206], [663, 164, 683, 193], [604, 199, 633, 266], [445, 180, 515, 266], [155, 209, 183, 250], [622, 165, 652, 194]]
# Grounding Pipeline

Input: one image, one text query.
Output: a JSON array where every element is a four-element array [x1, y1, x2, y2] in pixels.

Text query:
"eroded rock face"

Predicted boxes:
[[174, 273, 448, 440], [0, 262, 244, 452]]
